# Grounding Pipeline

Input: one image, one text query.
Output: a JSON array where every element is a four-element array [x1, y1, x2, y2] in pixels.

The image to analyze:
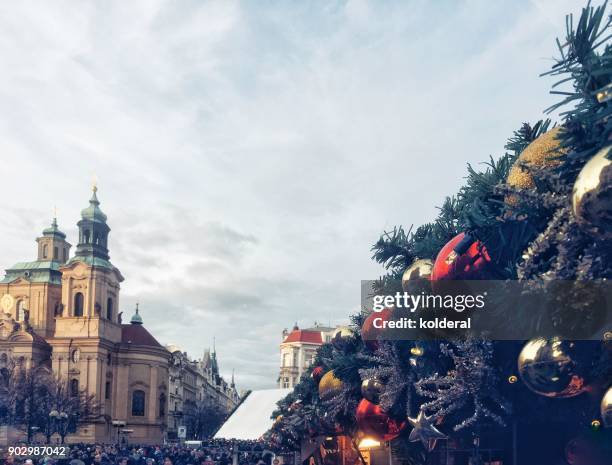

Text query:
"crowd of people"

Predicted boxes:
[[2, 440, 284, 465]]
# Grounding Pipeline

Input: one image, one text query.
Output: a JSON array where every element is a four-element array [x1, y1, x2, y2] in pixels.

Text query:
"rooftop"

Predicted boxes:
[[80, 186, 108, 223], [121, 324, 164, 349], [42, 217, 66, 239], [282, 329, 323, 344], [1, 260, 62, 284]]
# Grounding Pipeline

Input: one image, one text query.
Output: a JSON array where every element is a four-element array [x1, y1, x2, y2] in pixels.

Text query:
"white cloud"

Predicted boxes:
[[0, 0, 584, 388]]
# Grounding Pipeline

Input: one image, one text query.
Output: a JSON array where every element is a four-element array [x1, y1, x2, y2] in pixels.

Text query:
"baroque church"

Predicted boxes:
[[0, 187, 169, 444]]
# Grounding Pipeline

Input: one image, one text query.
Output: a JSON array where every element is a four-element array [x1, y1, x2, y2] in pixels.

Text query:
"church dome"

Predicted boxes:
[[81, 186, 107, 223], [42, 217, 66, 239], [130, 305, 143, 325]]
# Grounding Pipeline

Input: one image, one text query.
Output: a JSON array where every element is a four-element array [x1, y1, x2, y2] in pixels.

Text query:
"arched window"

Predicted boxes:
[[83, 229, 90, 244], [105, 381, 111, 400], [16, 300, 25, 322], [70, 378, 79, 397], [106, 297, 113, 320], [42, 244, 48, 259], [132, 390, 145, 416], [74, 292, 84, 317], [159, 393, 166, 417], [53, 246, 58, 260]]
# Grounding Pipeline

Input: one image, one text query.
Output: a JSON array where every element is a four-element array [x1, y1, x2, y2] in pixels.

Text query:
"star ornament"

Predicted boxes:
[[407, 410, 447, 452]]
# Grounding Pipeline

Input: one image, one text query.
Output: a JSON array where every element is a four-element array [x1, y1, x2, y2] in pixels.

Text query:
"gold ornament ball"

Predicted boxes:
[[318, 370, 344, 400], [517, 337, 587, 398], [508, 375, 518, 384], [572, 146, 612, 239], [361, 378, 384, 404], [410, 346, 424, 356], [601, 386, 612, 428], [506, 127, 566, 192], [402, 259, 434, 292]]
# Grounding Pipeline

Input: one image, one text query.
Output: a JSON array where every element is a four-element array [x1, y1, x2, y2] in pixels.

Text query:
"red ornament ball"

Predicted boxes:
[[361, 307, 393, 350], [311, 366, 325, 384], [431, 232, 491, 281], [356, 399, 406, 441]]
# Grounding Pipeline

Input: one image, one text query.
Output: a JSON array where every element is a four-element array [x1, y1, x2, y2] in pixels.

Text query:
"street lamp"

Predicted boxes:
[[112, 420, 126, 445], [49, 410, 69, 444]]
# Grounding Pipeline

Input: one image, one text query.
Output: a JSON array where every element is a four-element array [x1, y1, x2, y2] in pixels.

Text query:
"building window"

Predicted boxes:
[[106, 297, 113, 320], [74, 292, 84, 317], [83, 229, 90, 244], [63, 248, 67, 262], [53, 246, 58, 260], [132, 390, 145, 416], [16, 300, 25, 322], [70, 379, 79, 397], [159, 394, 166, 417], [105, 381, 111, 400], [0, 367, 9, 388], [293, 352, 298, 367], [43, 244, 48, 258]]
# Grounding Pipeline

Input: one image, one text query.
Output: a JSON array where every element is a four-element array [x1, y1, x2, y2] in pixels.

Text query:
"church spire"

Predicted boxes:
[[75, 185, 111, 261], [130, 302, 143, 325], [211, 337, 219, 375], [37, 213, 70, 263], [90, 184, 99, 204]]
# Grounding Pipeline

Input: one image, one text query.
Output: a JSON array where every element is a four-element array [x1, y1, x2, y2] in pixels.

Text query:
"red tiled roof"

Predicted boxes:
[[121, 324, 164, 348], [283, 329, 322, 344]]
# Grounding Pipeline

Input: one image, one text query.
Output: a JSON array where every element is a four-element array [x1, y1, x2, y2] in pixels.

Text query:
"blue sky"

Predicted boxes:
[[0, 0, 583, 389]]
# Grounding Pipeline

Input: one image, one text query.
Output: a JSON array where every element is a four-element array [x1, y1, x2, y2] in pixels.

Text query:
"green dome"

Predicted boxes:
[[42, 217, 66, 239], [81, 186, 107, 223], [130, 304, 143, 325]]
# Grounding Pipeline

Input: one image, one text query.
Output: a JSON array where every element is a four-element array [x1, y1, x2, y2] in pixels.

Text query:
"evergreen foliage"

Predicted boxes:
[[267, 3, 612, 463]]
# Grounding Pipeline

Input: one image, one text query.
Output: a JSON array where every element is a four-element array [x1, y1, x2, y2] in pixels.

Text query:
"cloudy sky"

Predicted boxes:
[[0, 0, 582, 389]]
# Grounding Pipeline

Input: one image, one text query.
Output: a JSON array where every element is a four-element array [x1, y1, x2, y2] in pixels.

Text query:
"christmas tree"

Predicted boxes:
[[267, 3, 612, 464]]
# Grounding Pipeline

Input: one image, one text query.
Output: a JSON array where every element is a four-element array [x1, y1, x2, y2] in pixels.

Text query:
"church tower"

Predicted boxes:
[[75, 186, 111, 261], [0, 217, 70, 338], [36, 217, 71, 263], [54, 186, 124, 339]]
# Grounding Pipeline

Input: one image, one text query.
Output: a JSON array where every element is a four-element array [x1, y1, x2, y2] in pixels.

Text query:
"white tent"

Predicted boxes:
[[214, 388, 292, 441]]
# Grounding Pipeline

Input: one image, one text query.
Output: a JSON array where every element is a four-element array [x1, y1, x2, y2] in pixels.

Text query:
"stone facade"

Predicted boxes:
[[166, 346, 239, 441], [0, 188, 169, 445], [278, 323, 338, 389]]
